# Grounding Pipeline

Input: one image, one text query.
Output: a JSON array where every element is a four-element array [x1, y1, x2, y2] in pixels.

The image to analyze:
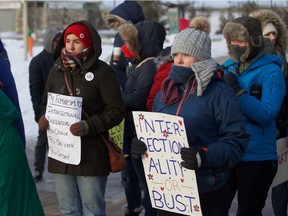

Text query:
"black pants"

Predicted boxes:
[[226, 160, 277, 216], [34, 129, 48, 173], [157, 184, 229, 216]]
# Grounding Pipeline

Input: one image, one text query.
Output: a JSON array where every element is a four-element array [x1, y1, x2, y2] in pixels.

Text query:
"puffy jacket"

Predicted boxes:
[[153, 76, 249, 193], [223, 54, 286, 161]]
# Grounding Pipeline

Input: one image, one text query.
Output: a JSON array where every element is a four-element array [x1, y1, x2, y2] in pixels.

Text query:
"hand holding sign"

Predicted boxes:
[[131, 137, 147, 159], [70, 121, 89, 136], [180, 147, 206, 170]]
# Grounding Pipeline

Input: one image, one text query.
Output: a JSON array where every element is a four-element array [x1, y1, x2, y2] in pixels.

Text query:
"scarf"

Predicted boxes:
[[61, 47, 90, 69], [161, 58, 217, 105], [169, 65, 195, 84]]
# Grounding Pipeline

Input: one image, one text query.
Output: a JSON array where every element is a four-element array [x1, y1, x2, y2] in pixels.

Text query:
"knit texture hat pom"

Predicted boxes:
[[189, 16, 211, 34], [64, 23, 92, 48], [171, 16, 211, 61], [263, 22, 278, 36]]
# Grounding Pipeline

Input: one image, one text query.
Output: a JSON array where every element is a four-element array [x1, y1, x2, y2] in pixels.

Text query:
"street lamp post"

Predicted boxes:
[[22, 0, 28, 60]]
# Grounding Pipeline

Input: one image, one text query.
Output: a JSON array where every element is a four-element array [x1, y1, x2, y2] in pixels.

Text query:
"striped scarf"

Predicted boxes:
[[61, 47, 90, 69]]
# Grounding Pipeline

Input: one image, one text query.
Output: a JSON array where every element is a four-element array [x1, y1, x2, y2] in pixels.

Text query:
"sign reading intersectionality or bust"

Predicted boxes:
[[46, 92, 82, 165], [132, 111, 202, 216]]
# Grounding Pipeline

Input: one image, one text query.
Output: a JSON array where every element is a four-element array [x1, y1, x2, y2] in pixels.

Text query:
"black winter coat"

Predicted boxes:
[[29, 49, 53, 122], [40, 20, 125, 176]]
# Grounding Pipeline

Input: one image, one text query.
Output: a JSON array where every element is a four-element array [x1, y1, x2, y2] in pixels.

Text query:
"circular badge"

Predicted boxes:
[[79, 33, 85, 39], [85, 72, 94, 81]]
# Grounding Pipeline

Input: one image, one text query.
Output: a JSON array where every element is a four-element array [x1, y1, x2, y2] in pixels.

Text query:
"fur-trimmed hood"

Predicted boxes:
[[118, 20, 160, 63], [249, 9, 288, 53], [223, 16, 263, 63], [105, 1, 145, 29]]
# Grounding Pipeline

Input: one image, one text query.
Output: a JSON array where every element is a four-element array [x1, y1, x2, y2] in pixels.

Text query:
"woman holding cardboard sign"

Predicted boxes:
[[38, 20, 125, 215], [132, 17, 249, 216]]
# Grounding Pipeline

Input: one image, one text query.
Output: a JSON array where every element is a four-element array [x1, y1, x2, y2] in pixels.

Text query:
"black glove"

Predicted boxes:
[[180, 147, 206, 170], [131, 137, 147, 159], [224, 72, 246, 96]]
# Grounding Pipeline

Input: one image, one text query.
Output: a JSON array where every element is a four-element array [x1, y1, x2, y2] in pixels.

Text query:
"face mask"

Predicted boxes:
[[230, 45, 247, 62], [263, 38, 276, 54]]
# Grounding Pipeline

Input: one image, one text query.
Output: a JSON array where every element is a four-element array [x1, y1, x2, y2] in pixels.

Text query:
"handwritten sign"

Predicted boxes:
[[272, 137, 288, 187], [109, 120, 124, 150], [132, 111, 202, 216], [46, 92, 82, 165]]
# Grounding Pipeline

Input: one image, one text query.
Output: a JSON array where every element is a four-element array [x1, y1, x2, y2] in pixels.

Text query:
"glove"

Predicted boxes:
[[131, 137, 147, 159], [70, 121, 89, 136], [224, 72, 246, 96], [38, 115, 49, 130], [180, 147, 206, 170]]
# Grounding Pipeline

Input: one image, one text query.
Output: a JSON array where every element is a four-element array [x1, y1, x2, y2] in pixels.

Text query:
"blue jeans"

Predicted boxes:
[[54, 174, 108, 216], [121, 156, 142, 212], [272, 181, 288, 216]]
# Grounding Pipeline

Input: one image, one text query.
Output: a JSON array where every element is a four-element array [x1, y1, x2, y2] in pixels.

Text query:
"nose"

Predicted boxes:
[[67, 42, 75, 51], [174, 54, 183, 65]]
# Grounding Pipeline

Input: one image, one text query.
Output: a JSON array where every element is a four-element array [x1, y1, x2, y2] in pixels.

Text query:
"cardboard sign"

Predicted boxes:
[[46, 92, 82, 165], [272, 137, 288, 187], [133, 111, 202, 216], [109, 120, 124, 150]]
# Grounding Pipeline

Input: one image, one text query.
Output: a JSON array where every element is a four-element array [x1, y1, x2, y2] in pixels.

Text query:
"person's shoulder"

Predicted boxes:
[[92, 59, 115, 75]]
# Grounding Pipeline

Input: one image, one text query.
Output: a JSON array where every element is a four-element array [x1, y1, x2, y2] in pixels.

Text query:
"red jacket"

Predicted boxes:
[[147, 60, 173, 111]]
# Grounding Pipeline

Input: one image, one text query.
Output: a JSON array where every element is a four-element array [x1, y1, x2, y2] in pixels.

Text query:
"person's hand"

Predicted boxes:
[[131, 137, 147, 159], [224, 72, 246, 96], [70, 121, 89, 136], [38, 115, 49, 130], [180, 147, 206, 170]]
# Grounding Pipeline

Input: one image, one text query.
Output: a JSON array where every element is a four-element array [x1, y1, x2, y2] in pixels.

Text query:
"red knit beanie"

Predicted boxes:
[[64, 23, 92, 48]]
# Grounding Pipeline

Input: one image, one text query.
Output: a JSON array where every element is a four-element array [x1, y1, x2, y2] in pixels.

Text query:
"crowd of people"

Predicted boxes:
[[1, 0, 288, 215]]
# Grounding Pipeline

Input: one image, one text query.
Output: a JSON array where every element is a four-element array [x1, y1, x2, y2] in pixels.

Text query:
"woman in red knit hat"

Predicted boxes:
[[38, 20, 125, 215]]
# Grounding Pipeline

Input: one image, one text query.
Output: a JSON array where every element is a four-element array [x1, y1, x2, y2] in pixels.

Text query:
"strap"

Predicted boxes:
[[175, 79, 196, 116], [136, 57, 155, 68], [64, 73, 73, 96], [64, 73, 90, 120]]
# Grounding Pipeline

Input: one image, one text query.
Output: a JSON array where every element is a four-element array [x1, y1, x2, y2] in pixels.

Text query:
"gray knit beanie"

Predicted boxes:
[[171, 16, 211, 61]]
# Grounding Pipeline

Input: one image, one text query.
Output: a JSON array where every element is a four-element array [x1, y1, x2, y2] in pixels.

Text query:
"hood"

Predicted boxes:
[[43, 28, 61, 53], [119, 20, 160, 63], [223, 16, 263, 63], [249, 9, 288, 53], [106, 1, 145, 28], [53, 20, 102, 69]]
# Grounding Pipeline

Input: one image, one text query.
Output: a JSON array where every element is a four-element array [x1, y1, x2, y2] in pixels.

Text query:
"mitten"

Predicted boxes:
[[131, 137, 147, 159], [38, 115, 49, 130], [70, 121, 89, 136], [180, 147, 206, 170], [224, 72, 246, 96]]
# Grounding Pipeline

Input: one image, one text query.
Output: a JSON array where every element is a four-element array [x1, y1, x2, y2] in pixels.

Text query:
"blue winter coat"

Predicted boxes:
[[153, 77, 249, 193], [223, 54, 286, 161]]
